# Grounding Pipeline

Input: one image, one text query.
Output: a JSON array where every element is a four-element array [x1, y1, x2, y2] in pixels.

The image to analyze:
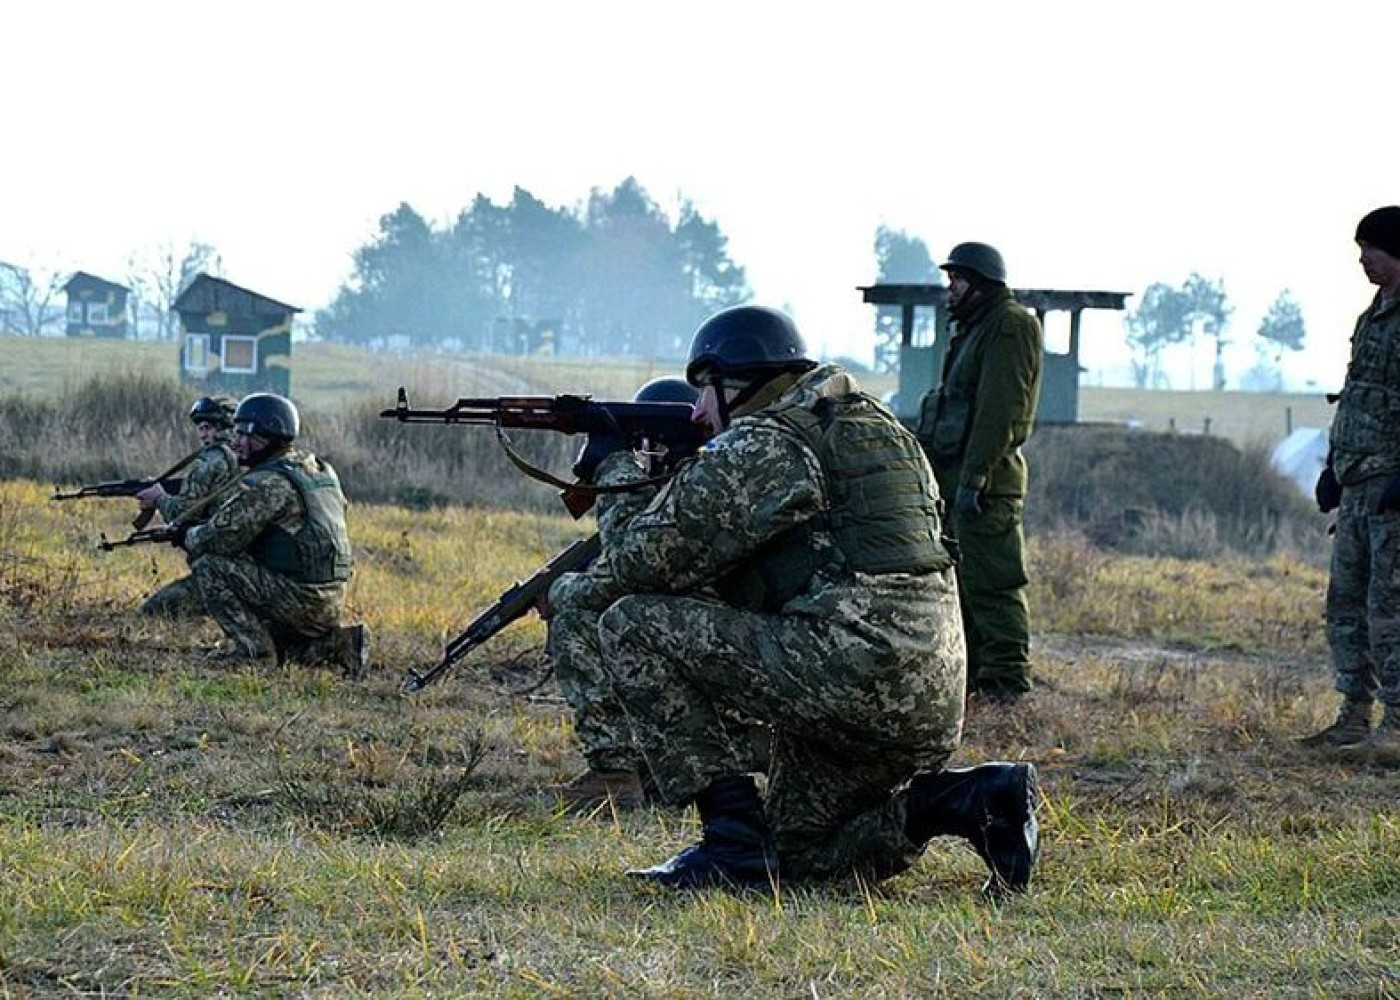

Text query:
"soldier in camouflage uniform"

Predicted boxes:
[[916, 242, 1043, 704], [1302, 206, 1400, 751], [176, 393, 370, 677], [557, 305, 1039, 896], [544, 376, 703, 810], [137, 396, 241, 618]]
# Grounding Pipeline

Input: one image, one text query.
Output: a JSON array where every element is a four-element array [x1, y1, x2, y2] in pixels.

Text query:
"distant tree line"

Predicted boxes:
[[315, 177, 751, 358], [1124, 274, 1305, 390]]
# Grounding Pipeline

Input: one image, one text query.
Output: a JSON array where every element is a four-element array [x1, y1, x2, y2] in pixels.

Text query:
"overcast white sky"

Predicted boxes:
[[4, 0, 1398, 389]]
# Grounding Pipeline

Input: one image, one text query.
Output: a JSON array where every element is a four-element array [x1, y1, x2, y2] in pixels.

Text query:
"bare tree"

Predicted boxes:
[[126, 241, 223, 340], [0, 259, 65, 336]]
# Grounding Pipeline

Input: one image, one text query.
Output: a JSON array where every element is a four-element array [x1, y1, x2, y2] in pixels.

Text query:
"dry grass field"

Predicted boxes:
[[2, 476, 1398, 998], [2, 337, 1393, 998]]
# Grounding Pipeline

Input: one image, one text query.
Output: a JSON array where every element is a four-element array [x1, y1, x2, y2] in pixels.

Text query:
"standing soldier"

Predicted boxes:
[[175, 393, 370, 677], [917, 242, 1043, 704], [137, 395, 240, 617], [570, 305, 1037, 896], [1302, 206, 1400, 751]]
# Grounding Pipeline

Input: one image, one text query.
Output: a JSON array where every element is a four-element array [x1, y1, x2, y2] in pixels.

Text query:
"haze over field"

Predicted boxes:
[[3, 0, 1397, 389]]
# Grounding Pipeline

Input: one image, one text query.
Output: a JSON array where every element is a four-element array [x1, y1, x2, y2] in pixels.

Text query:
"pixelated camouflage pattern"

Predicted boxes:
[[588, 364, 966, 880], [1330, 296, 1400, 486], [191, 553, 345, 659], [546, 451, 657, 770], [155, 442, 239, 524], [138, 439, 239, 618], [139, 574, 207, 619], [184, 448, 349, 657], [1326, 475, 1400, 706]]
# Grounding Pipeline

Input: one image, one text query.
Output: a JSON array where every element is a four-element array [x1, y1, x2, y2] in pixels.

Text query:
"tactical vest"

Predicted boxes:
[[1331, 299, 1400, 485], [247, 457, 352, 584], [716, 390, 951, 612]]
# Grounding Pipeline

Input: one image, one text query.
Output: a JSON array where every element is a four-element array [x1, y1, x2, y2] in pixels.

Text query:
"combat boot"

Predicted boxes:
[[906, 763, 1040, 899], [628, 775, 778, 889], [548, 768, 646, 812], [1297, 699, 1372, 748], [337, 623, 372, 680], [1341, 704, 1400, 760]]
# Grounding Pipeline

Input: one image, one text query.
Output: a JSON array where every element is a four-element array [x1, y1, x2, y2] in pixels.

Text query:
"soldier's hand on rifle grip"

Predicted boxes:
[[168, 524, 191, 549], [136, 483, 165, 508], [572, 433, 627, 483], [1315, 465, 1342, 514]]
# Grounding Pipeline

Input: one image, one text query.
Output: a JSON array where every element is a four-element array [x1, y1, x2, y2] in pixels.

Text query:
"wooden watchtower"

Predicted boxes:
[[859, 283, 1131, 424]]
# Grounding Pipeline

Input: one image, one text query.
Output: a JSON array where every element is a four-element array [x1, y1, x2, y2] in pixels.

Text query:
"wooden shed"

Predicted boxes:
[[174, 274, 299, 396], [63, 272, 131, 338]]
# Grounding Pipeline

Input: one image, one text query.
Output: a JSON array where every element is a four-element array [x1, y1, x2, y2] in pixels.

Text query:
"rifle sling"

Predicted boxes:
[[494, 426, 675, 499]]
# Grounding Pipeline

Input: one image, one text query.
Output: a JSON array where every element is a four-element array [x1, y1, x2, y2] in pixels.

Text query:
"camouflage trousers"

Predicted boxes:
[[139, 574, 207, 619], [190, 553, 345, 660], [1327, 476, 1400, 706], [548, 597, 774, 776], [547, 600, 645, 774], [598, 591, 964, 882]]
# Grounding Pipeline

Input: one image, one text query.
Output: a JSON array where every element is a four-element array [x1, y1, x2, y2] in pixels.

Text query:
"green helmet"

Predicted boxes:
[[941, 242, 1007, 284], [233, 393, 299, 443], [188, 395, 237, 428], [685, 305, 814, 387]]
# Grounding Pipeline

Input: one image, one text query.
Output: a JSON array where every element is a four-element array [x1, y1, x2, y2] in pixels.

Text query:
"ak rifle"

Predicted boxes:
[[403, 533, 602, 694], [379, 388, 704, 516], [53, 448, 201, 529]]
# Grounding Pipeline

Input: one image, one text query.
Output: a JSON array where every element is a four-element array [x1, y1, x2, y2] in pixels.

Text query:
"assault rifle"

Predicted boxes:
[[97, 525, 183, 551], [53, 447, 201, 529], [403, 533, 602, 693], [52, 476, 185, 502], [95, 470, 247, 553], [379, 388, 705, 516]]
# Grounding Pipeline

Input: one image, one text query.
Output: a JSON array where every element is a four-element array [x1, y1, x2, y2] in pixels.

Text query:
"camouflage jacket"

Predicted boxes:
[[156, 441, 239, 524], [1330, 292, 1400, 485], [552, 365, 959, 645], [184, 448, 346, 574]]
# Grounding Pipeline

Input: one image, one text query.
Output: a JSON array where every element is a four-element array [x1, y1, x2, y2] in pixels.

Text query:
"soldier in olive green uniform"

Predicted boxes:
[[1302, 207, 1400, 751], [137, 396, 241, 618], [917, 242, 1043, 702], [177, 393, 370, 677], [563, 306, 1038, 896]]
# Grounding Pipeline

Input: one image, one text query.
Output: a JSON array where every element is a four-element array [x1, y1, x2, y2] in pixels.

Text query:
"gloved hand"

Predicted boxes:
[[1378, 473, 1400, 514], [954, 485, 984, 520], [1314, 465, 1342, 513], [167, 523, 191, 549], [571, 434, 627, 483]]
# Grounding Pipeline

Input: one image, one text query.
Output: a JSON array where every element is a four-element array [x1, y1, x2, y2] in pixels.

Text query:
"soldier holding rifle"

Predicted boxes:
[[137, 395, 240, 617], [551, 305, 1038, 897], [174, 393, 370, 676]]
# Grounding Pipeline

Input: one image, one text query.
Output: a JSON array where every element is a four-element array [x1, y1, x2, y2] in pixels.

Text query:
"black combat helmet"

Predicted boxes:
[[633, 376, 699, 405], [233, 393, 300, 443], [188, 395, 237, 428], [941, 242, 1008, 284], [684, 305, 814, 387]]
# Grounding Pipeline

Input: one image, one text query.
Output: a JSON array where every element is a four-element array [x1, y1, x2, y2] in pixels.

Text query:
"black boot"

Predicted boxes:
[[906, 763, 1039, 898], [628, 775, 778, 889]]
